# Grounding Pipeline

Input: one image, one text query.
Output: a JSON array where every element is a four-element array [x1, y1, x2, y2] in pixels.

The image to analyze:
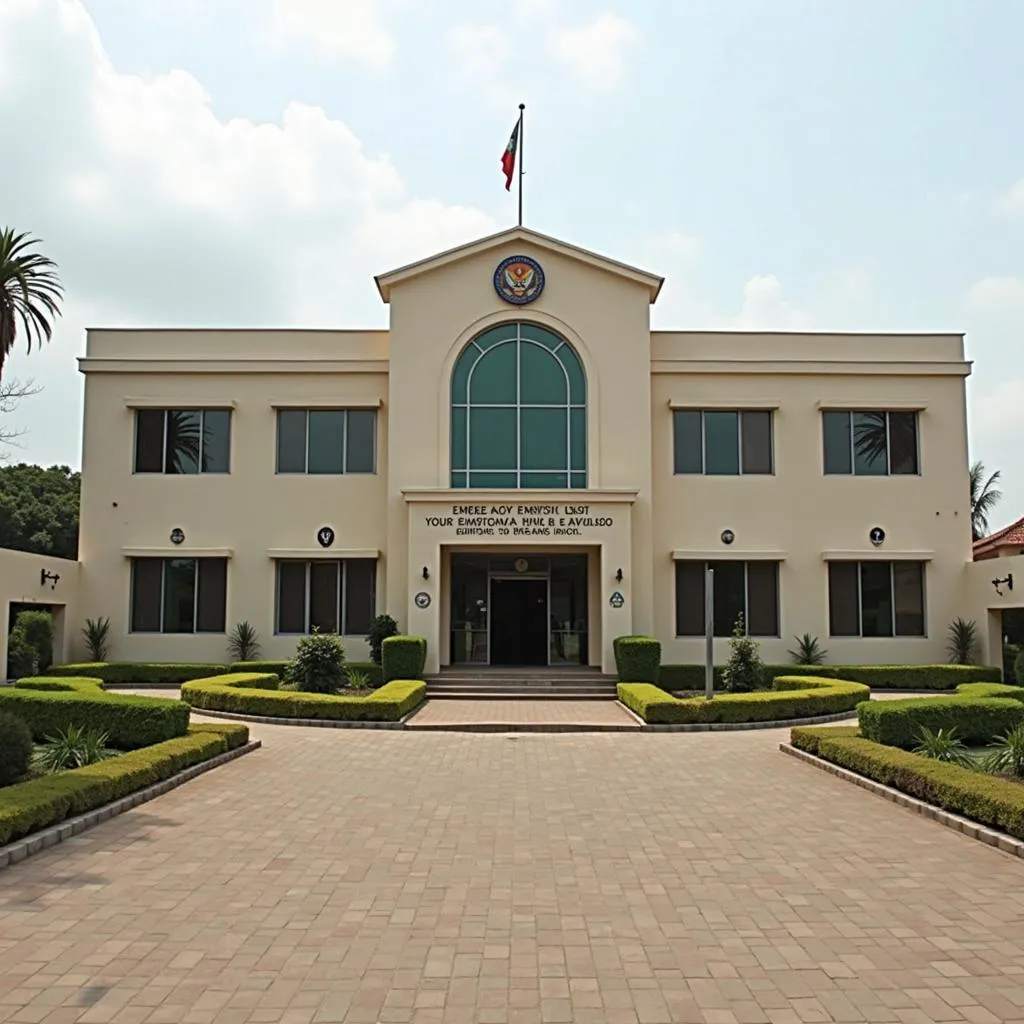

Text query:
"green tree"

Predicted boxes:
[[0, 229, 64, 381], [970, 460, 1002, 541], [0, 463, 80, 558]]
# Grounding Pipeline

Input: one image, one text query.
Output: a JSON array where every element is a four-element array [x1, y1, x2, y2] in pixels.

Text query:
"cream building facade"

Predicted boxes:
[[5, 227, 1013, 676]]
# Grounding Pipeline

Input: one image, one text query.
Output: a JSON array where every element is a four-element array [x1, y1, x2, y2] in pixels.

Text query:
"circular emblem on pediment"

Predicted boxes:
[[494, 255, 544, 305]]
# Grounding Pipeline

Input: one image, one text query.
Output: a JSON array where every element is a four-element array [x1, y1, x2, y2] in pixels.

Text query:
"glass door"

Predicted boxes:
[[449, 555, 489, 664]]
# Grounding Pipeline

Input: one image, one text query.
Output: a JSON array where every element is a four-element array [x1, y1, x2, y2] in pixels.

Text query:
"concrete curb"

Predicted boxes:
[[631, 707, 858, 732], [185, 705, 415, 729], [779, 742, 1024, 860], [0, 741, 261, 873]]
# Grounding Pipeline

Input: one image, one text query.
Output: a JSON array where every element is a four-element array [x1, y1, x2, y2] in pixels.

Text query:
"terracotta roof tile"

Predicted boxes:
[[973, 515, 1024, 556]]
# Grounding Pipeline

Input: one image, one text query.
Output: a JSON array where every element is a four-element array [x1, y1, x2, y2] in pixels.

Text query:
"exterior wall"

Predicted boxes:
[[0, 548, 81, 674], [967, 554, 1024, 666], [651, 331, 973, 665], [77, 329, 389, 663]]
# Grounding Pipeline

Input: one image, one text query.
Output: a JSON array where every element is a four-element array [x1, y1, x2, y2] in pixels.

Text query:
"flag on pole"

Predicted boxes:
[[501, 119, 520, 191]]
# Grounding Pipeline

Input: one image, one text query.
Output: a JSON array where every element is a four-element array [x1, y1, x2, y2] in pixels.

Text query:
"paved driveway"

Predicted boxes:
[[2, 722, 1024, 1024]]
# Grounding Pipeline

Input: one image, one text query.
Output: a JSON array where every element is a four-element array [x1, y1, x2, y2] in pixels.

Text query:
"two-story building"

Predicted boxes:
[[10, 227, 988, 675]]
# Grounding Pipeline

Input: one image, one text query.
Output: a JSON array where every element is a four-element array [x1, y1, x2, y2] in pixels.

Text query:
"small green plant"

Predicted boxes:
[[912, 726, 974, 767], [366, 615, 400, 665], [289, 628, 346, 694], [0, 712, 33, 786], [14, 610, 54, 672], [947, 617, 979, 666], [227, 620, 261, 662], [345, 668, 370, 691], [787, 633, 827, 665], [6, 628, 38, 678], [982, 723, 1024, 778], [721, 615, 765, 693], [81, 616, 111, 662], [32, 723, 114, 775], [1014, 648, 1024, 687]]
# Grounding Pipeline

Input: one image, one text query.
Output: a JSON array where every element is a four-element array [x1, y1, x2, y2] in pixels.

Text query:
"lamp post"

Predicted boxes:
[[704, 567, 714, 700]]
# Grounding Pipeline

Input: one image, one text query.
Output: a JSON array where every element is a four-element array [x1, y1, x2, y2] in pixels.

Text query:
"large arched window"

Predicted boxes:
[[451, 322, 586, 489]]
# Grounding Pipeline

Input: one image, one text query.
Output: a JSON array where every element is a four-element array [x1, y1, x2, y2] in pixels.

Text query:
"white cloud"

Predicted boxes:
[[0, 0, 495, 464], [966, 276, 1024, 314], [993, 178, 1024, 217], [547, 13, 638, 91], [269, 0, 394, 67], [731, 275, 813, 330]]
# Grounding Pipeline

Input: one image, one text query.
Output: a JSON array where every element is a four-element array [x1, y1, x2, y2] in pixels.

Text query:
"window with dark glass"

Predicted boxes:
[[672, 410, 773, 475], [275, 559, 377, 634], [827, 561, 925, 637], [130, 557, 227, 633], [822, 410, 919, 476], [276, 410, 377, 475], [450, 323, 586, 489], [133, 409, 231, 474], [674, 560, 780, 636]]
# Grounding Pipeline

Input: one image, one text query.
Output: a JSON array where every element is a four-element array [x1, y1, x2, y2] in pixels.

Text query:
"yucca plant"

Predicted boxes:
[[787, 633, 827, 665], [227, 620, 261, 661], [981, 723, 1024, 778], [81, 616, 111, 662], [913, 726, 974, 767], [946, 617, 978, 665], [33, 724, 113, 774], [345, 668, 370, 691]]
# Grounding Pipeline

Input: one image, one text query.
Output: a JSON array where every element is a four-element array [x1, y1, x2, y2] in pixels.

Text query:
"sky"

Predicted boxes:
[[2, 0, 1024, 528]]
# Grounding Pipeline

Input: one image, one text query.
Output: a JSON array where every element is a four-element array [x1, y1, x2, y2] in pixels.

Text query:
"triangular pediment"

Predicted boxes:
[[374, 226, 664, 303]]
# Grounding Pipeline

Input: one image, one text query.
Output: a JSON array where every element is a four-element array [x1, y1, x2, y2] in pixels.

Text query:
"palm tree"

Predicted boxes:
[[970, 460, 1002, 541], [0, 229, 64, 381]]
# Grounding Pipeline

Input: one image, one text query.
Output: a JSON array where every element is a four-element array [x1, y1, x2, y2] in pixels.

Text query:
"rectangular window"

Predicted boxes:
[[133, 409, 232, 474], [275, 559, 377, 635], [827, 561, 926, 637], [673, 410, 773, 475], [674, 560, 780, 637], [822, 410, 919, 476], [129, 557, 227, 633], [275, 409, 377, 474]]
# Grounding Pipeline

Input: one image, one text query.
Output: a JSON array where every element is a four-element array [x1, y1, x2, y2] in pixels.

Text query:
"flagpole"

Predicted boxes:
[[517, 103, 525, 227]]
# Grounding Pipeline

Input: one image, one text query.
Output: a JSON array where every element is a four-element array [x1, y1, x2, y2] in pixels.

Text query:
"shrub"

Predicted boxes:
[[1015, 649, 1024, 687], [789, 726, 1024, 841], [856, 696, 1024, 749], [613, 636, 660, 684], [618, 675, 869, 725], [80, 617, 111, 662], [787, 633, 827, 665], [0, 727, 244, 846], [0, 712, 33, 787], [955, 682, 1024, 701], [980, 723, 1024, 778], [346, 668, 369, 690], [0, 677, 190, 749], [722, 615, 764, 693], [48, 663, 232, 685], [230, 660, 291, 677], [227, 621, 261, 662], [382, 636, 427, 683], [181, 673, 426, 722], [367, 614, 400, 665], [947, 617, 979, 665], [912, 726, 974, 767], [290, 630, 346, 693], [33, 724, 114, 775], [6, 629, 38, 678], [14, 610, 54, 672]]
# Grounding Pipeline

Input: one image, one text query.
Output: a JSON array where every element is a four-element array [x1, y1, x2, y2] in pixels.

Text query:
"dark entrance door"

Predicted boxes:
[[489, 578, 548, 666]]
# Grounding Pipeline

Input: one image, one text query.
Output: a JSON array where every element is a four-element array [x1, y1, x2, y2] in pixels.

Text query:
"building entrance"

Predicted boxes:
[[448, 553, 589, 667]]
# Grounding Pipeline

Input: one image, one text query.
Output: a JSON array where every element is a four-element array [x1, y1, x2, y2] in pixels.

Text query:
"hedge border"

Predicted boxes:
[[780, 741, 1024, 860], [0, 729, 259, 870], [622, 704, 859, 732]]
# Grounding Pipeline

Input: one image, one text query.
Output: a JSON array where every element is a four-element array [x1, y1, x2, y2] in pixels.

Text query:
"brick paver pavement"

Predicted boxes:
[[3, 722, 1024, 1024], [406, 700, 640, 730]]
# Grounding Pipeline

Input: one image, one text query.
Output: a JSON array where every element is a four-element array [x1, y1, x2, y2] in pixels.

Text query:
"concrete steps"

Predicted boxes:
[[426, 670, 619, 701]]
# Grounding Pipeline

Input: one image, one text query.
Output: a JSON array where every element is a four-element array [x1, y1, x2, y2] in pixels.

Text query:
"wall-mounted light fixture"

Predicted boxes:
[[40, 569, 60, 590], [615, 568, 623, 582], [422, 566, 430, 580], [993, 574, 1014, 596]]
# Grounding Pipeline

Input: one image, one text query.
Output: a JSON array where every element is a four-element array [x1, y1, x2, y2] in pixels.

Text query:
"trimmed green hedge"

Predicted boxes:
[[790, 725, 1024, 841], [613, 636, 661, 684], [618, 675, 870, 725], [181, 673, 426, 722], [48, 663, 232, 686], [0, 677, 190, 749], [0, 723, 249, 847], [955, 682, 1024, 701], [658, 663, 1002, 691], [856, 696, 1024, 749], [381, 637, 426, 684]]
